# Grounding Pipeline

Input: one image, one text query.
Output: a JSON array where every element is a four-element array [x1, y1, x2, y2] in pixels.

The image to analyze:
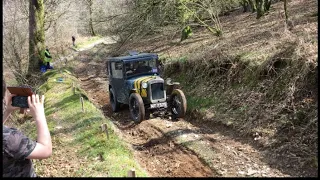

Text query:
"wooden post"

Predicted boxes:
[[101, 123, 109, 140], [127, 169, 136, 177], [101, 124, 105, 131], [80, 97, 84, 112], [72, 82, 76, 95]]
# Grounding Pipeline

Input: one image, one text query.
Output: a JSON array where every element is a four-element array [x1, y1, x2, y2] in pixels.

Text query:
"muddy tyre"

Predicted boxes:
[[109, 88, 120, 112], [169, 89, 187, 119], [129, 93, 145, 123]]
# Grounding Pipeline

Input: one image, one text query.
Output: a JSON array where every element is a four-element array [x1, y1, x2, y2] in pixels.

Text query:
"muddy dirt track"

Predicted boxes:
[[72, 44, 292, 177]]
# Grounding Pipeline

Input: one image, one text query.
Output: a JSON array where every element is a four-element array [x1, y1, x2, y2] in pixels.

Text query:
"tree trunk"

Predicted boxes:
[[256, 0, 265, 19], [248, 0, 256, 13], [28, 0, 45, 76], [241, 0, 249, 13], [264, 0, 272, 12], [88, 0, 96, 36], [284, 0, 288, 24]]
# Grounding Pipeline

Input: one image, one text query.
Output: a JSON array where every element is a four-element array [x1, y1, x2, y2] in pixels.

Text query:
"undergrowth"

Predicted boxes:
[[163, 36, 318, 177]]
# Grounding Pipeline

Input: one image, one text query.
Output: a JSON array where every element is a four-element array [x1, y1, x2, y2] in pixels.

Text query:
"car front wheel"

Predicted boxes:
[[129, 93, 145, 123], [169, 89, 187, 119]]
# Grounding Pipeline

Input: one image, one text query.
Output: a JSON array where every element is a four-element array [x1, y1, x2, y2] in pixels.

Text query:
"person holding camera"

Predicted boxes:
[[2, 81, 52, 177]]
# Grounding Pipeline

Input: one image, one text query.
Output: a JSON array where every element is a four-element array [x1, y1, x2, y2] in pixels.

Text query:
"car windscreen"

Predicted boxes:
[[125, 59, 158, 77]]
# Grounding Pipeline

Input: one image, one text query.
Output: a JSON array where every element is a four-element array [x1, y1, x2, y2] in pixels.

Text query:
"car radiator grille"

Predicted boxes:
[[151, 83, 164, 100]]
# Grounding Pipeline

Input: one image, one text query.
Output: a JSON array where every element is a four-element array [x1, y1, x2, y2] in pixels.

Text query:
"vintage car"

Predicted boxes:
[[106, 51, 187, 123]]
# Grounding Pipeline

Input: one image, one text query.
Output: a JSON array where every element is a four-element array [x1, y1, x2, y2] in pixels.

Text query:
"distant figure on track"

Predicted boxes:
[[72, 36, 76, 47]]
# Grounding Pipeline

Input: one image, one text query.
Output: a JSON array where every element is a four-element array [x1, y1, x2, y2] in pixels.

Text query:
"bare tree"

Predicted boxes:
[[4, 0, 97, 84], [84, 0, 96, 36], [3, 1, 30, 84], [249, 0, 256, 12], [43, 0, 77, 57], [240, 0, 249, 12], [92, 0, 129, 36], [264, 0, 272, 11], [241, 0, 256, 13], [256, 0, 265, 19], [283, 0, 288, 24], [256, 0, 273, 19], [191, 0, 224, 36], [44, 0, 72, 32]]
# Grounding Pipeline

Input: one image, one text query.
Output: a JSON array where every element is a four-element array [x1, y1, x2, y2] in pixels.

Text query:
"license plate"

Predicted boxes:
[[150, 102, 167, 109]]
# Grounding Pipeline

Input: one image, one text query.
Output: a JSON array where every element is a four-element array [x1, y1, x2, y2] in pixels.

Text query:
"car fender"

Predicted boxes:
[[130, 89, 137, 94]]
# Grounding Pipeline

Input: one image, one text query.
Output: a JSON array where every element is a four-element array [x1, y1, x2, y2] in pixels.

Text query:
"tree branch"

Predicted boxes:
[[92, 13, 128, 23]]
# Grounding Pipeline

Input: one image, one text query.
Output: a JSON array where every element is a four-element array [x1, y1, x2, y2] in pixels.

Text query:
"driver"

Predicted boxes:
[[126, 63, 134, 76], [135, 61, 151, 73]]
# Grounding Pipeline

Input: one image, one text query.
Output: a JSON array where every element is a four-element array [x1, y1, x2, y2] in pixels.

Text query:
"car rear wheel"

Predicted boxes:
[[129, 93, 145, 123], [169, 89, 187, 119], [109, 88, 120, 112]]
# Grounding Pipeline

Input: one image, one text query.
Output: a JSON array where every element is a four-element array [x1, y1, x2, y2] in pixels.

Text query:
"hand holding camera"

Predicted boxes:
[[7, 87, 45, 117], [27, 94, 45, 120]]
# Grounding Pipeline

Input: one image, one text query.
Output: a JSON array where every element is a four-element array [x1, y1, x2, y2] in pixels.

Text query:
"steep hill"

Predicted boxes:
[[3, 0, 317, 177], [111, 0, 317, 176]]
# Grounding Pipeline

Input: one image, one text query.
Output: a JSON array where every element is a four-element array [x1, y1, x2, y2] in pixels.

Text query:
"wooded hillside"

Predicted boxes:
[[3, 0, 317, 177]]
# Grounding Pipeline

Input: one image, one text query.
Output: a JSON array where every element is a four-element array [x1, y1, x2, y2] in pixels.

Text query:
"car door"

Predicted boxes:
[[110, 61, 126, 103]]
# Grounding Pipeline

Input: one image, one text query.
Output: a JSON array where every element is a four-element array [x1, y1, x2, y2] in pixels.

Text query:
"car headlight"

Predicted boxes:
[[142, 82, 148, 88]]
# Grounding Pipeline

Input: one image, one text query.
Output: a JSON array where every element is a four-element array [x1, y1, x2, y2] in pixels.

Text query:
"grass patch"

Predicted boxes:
[[73, 36, 103, 50], [19, 70, 148, 177], [170, 72, 224, 113], [187, 95, 218, 112]]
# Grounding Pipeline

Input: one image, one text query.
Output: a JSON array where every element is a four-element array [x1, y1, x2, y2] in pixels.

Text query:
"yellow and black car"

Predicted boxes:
[[106, 52, 187, 123]]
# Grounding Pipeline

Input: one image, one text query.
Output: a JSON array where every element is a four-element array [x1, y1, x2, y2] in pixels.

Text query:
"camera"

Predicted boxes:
[[12, 96, 29, 108], [7, 86, 33, 109]]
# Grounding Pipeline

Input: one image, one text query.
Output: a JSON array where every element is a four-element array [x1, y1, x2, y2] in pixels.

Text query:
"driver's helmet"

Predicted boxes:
[[137, 61, 145, 67], [139, 61, 145, 65], [142, 61, 148, 65]]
